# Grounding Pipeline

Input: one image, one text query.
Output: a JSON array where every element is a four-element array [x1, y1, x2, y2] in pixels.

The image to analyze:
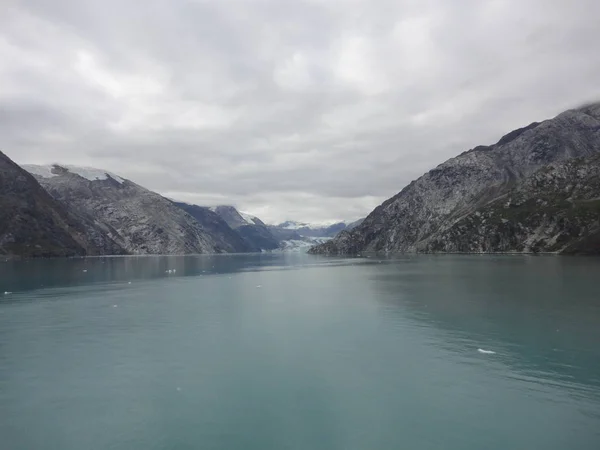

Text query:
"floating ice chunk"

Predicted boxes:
[[113, 305, 118, 308], [83, 269, 88, 273], [4, 291, 12, 295], [477, 348, 496, 354], [256, 285, 262, 288]]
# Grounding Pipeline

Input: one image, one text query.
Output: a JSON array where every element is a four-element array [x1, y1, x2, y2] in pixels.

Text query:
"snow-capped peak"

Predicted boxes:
[[239, 211, 258, 225], [23, 164, 125, 184]]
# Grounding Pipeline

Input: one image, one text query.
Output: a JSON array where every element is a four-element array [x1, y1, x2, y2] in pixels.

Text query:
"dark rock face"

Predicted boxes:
[[173, 202, 254, 253], [236, 225, 279, 251], [211, 205, 279, 251], [0, 152, 124, 257], [310, 103, 600, 255], [25, 165, 224, 255]]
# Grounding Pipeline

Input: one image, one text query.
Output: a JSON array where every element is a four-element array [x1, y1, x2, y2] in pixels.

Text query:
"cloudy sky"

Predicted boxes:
[[2, 0, 600, 223]]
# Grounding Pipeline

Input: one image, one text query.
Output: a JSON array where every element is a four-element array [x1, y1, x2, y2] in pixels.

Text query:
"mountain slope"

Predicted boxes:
[[423, 154, 600, 254], [172, 202, 254, 253], [310, 102, 600, 255], [1, 152, 125, 257], [211, 206, 279, 251], [24, 164, 225, 255]]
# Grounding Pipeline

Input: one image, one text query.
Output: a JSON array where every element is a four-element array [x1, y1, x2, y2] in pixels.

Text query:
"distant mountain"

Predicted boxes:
[[262, 218, 363, 252], [210, 206, 279, 251], [24, 164, 228, 255], [310, 102, 600, 255], [172, 202, 255, 253], [276, 237, 332, 252], [270, 219, 364, 238], [0, 152, 124, 257]]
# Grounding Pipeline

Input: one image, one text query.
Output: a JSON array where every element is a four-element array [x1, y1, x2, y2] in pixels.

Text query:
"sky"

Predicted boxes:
[[2, 0, 600, 224]]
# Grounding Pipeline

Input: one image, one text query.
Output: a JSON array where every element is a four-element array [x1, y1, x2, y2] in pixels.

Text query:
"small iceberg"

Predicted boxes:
[[4, 291, 12, 295], [478, 348, 496, 354]]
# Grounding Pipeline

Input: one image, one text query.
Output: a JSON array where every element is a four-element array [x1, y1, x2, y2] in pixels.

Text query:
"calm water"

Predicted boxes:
[[1, 254, 600, 450]]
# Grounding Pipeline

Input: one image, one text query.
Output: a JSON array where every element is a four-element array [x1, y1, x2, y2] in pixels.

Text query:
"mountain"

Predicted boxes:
[[264, 219, 360, 252], [172, 202, 254, 253], [423, 154, 600, 254], [210, 206, 279, 251], [271, 220, 363, 238], [276, 236, 332, 252], [266, 218, 364, 251], [24, 164, 228, 255], [310, 102, 600, 255], [0, 152, 124, 257]]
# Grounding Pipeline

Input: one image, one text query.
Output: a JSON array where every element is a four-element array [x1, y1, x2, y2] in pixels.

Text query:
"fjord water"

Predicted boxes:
[[1, 255, 599, 450]]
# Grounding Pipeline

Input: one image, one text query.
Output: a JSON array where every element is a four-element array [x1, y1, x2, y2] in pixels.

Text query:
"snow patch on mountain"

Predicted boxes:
[[64, 165, 125, 183], [23, 164, 60, 179], [23, 164, 125, 184], [239, 211, 258, 225]]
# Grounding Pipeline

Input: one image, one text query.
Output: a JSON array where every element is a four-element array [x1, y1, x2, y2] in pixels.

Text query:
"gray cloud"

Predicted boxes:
[[2, 0, 600, 223]]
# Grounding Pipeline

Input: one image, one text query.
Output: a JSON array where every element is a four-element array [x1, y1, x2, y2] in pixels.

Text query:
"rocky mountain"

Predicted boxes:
[[210, 205, 279, 251], [423, 154, 600, 254], [310, 102, 600, 255], [24, 164, 227, 255], [172, 202, 254, 253], [0, 152, 124, 257]]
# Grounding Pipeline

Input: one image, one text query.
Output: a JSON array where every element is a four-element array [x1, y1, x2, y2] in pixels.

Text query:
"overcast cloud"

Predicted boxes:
[[2, 0, 600, 223]]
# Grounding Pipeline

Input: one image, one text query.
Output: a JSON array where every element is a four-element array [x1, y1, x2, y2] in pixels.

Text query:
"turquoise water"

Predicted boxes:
[[1, 254, 600, 449]]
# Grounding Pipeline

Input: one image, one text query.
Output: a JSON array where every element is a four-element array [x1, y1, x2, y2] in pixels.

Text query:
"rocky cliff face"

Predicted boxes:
[[211, 205, 279, 251], [0, 152, 124, 257], [310, 103, 600, 255], [173, 202, 254, 253], [24, 164, 225, 255], [424, 155, 600, 254]]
